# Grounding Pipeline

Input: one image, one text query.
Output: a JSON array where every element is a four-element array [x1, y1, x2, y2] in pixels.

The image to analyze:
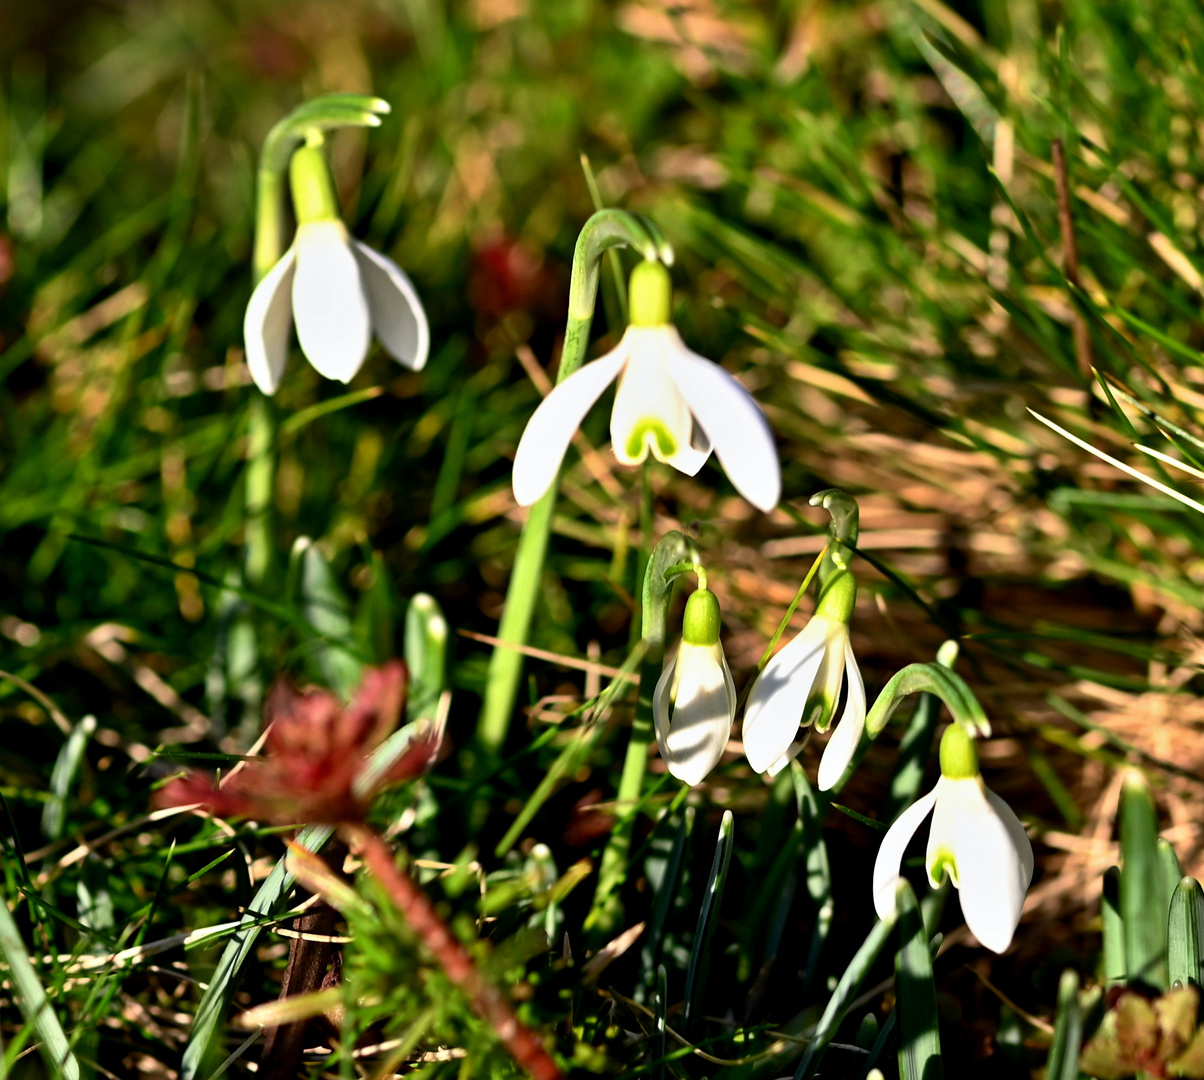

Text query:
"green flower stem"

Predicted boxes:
[[244, 95, 388, 580], [810, 488, 860, 589], [475, 210, 672, 760], [586, 531, 697, 933], [252, 93, 390, 282], [244, 396, 274, 588], [756, 544, 828, 671]]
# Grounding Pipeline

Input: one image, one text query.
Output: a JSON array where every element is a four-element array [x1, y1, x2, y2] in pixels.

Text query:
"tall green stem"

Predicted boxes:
[[474, 210, 672, 760], [586, 531, 698, 933]]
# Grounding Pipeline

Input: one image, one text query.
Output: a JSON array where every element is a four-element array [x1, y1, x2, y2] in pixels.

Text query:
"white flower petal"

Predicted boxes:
[[610, 327, 696, 468], [243, 246, 297, 395], [765, 740, 805, 778], [817, 640, 866, 791], [742, 617, 831, 774], [951, 780, 1032, 953], [292, 221, 372, 383], [511, 348, 628, 506], [657, 641, 734, 786], [984, 787, 1035, 888], [925, 774, 961, 887], [652, 659, 676, 767], [872, 786, 939, 921], [352, 239, 431, 371], [664, 335, 780, 511]]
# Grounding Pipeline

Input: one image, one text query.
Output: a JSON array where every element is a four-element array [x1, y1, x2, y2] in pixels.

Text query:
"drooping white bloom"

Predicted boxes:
[[243, 144, 429, 395], [872, 725, 1034, 954], [511, 261, 780, 512], [742, 570, 864, 789], [653, 587, 737, 786]]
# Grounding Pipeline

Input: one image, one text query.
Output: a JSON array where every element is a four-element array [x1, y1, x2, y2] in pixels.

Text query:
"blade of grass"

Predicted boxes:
[[1044, 970, 1082, 1080], [0, 889, 81, 1079], [682, 810, 734, 1034], [794, 915, 896, 1079], [895, 879, 942, 1080]]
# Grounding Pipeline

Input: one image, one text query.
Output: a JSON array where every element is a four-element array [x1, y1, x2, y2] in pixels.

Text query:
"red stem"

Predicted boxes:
[[345, 825, 563, 1080]]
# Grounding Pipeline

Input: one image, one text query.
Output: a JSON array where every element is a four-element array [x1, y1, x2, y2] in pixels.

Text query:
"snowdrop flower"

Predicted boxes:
[[873, 725, 1034, 954], [653, 585, 736, 786], [742, 566, 864, 789], [244, 141, 429, 395], [511, 260, 780, 511]]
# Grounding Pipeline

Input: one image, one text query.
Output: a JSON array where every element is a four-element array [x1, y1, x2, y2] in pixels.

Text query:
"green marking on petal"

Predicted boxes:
[[804, 688, 835, 731], [626, 419, 677, 461], [928, 847, 959, 887]]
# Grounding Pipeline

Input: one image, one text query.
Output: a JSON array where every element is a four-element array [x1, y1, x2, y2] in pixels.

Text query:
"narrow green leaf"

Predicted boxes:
[[42, 714, 96, 841], [796, 764, 833, 994], [856, 1013, 880, 1049], [1159, 838, 1184, 920], [294, 537, 362, 699], [180, 823, 335, 1079], [495, 644, 643, 859], [1120, 770, 1168, 987], [1102, 866, 1125, 985], [795, 916, 895, 1078], [858, 1009, 897, 1079], [655, 964, 669, 1080], [1168, 877, 1204, 989], [405, 592, 448, 723], [895, 880, 943, 1080], [355, 549, 396, 665], [0, 891, 80, 1079], [683, 809, 733, 1034], [1044, 970, 1082, 1080], [640, 806, 694, 989]]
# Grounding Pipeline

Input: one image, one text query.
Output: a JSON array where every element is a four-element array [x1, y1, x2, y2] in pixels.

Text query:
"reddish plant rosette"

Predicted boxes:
[[157, 661, 440, 824]]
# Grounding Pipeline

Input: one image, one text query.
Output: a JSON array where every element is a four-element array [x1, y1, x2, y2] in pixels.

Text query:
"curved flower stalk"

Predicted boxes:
[[512, 259, 780, 512], [244, 136, 429, 395], [653, 579, 736, 785], [743, 490, 863, 788], [873, 724, 1034, 954]]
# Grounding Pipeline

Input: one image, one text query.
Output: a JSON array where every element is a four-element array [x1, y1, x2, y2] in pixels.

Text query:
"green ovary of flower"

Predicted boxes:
[[939, 723, 980, 779], [625, 418, 677, 461]]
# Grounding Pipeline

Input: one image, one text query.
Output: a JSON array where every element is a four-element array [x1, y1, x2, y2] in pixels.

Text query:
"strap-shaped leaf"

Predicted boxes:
[[1102, 865, 1125, 984], [865, 661, 989, 739], [795, 915, 895, 1078], [0, 886, 81, 1079], [1168, 876, 1204, 989], [682, 810, 734, 1033], [1120, 770, 1168, 988], [895, 880, 943, 1080], [1044, 969, 1082, 1080]]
